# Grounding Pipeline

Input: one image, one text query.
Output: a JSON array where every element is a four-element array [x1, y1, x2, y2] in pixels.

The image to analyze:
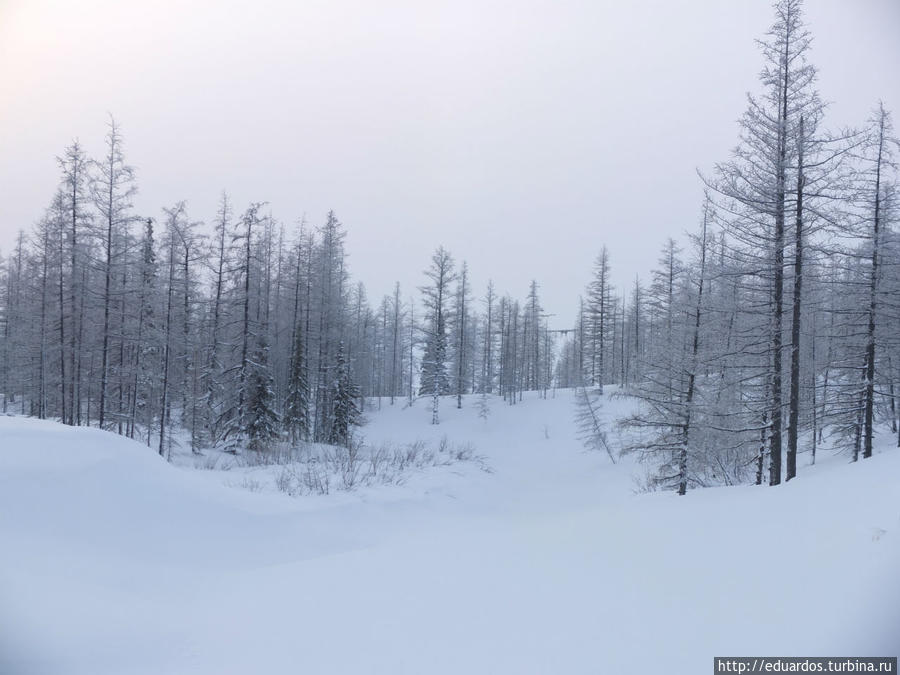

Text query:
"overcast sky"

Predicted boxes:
[[1, 0, 898, 323]]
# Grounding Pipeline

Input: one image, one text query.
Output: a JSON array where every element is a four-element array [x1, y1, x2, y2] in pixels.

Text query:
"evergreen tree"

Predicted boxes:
[[284, 321, 310, 444], [419, 246, 456, 424], [129, 217, 159, 442], [246, 338, 280, 452], [329, 341, 360, 447]]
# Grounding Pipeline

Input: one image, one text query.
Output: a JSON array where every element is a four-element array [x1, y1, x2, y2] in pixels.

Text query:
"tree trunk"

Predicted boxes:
[[786, 115, 805, 481]]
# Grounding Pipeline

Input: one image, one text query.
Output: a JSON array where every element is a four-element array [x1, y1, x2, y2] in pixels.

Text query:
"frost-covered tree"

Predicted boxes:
[[128, 217, 159, 442], [311, 211, 348, 442], [419, 246, 456, 424], [203, 191, 233, 444], [585, 247, 612, 388], [329, 341, 360, 447], [451, 261, 471, 409], [479, 281, 496, 394], [575, 385, 614, 463], [621, 203, 713, 493], [858, 103, 897, 460], [156, 202, 203, 455], [708, 0, 822, 484], [282, 225, 312, 443], [284, 318, 310, 444], [826, 103, 899, 460], [91, 117, 137, 430], [246, 337, 279, 452], [57, 140, 93, 425]]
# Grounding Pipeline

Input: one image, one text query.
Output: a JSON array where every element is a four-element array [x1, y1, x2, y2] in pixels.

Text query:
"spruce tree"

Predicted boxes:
[[284, 322, 310, 444], [329, 341, 360, 447], [247, 338, 279, 452], [419, 246, 456, 424]]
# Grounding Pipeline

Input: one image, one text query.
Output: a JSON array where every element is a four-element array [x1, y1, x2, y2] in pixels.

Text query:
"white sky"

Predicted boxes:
[[1, 0, 898, 324]]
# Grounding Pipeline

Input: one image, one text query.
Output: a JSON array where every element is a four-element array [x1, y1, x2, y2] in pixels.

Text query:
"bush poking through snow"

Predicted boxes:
[[476, 393, 491, 422], [241, 437, 490, 496]]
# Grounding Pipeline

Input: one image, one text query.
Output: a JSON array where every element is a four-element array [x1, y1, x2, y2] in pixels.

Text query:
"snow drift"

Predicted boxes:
[[1, 390, 898, 675]]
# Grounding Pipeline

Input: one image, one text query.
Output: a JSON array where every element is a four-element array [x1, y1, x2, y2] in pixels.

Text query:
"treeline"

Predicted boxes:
[[0, 125, 559, 455], [562, 0, 899, 493], [2, 0, 896, 495]]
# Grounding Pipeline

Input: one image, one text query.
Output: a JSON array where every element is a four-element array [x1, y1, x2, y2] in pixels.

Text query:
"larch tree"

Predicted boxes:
[[91, 117, 137, 430], [204, 191, 233, 444], [57, 140, 92, 425], [709, 0, 820, 485], [452, 261, 471, 409], [585, 247, 612, 389], [856, 103, 897, 460]]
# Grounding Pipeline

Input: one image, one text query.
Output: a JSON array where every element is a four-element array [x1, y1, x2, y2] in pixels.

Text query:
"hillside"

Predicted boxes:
[[1, 390, 898, 674]]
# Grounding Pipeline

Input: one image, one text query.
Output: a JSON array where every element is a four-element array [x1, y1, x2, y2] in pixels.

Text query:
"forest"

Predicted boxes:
[[0, 0, 897, 495]]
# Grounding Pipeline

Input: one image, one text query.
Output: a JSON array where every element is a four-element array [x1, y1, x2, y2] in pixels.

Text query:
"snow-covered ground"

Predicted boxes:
[[1, 390, 898, 674]]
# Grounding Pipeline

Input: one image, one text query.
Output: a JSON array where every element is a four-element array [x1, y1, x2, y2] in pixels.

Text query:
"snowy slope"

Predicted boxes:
[[1, 391, 898, 675]]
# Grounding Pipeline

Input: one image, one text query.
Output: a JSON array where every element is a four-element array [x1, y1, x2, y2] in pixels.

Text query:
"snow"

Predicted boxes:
[[1, 390, 898, 675]]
